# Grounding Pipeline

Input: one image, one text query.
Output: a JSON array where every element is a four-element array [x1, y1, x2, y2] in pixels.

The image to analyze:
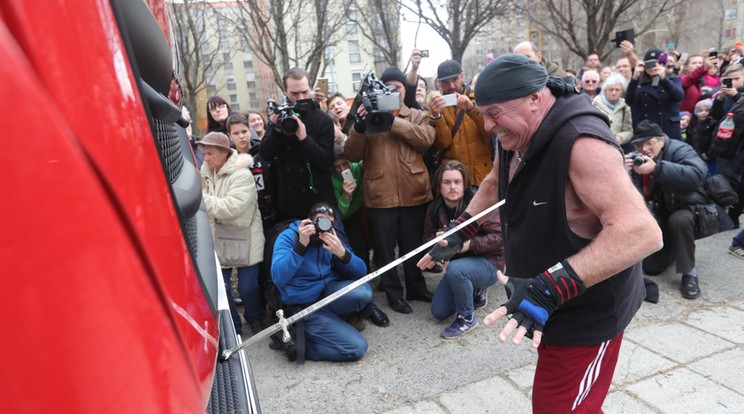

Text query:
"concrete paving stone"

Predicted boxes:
[[506, 363, 536, 390], [612, 340, 676, 386], [688, 347, 744, 394], [438, 376, 531, 414], [604, 390, 662, 414], [626, 368, 744, 414], [624, 322, 731, 364], [380, 400, 445, 414], [684, 306, 744, 344]]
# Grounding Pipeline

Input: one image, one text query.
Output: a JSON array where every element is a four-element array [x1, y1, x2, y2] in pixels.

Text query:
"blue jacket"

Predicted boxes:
[[271, 220, 367, 304]]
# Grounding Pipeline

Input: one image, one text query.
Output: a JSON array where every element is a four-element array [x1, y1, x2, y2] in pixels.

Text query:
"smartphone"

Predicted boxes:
[[316, 78, 329, 96], [420, 49, 430, 58], [441, 93, 458, 107], [723, 77, 733, 88], [680, 52, 689, 62], [614, 28, 634, 48], [341, 169, 354, 183], [709, 49, 718, 57]]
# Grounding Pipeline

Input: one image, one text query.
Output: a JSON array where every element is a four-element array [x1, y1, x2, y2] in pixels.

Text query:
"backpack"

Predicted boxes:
[[704, 174, 739, 207]]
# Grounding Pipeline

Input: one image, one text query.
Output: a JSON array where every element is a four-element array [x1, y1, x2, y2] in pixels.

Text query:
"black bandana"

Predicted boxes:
[[475, 53, 548, 105]]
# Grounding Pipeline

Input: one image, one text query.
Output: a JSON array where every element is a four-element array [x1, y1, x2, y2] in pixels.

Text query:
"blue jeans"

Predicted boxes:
[[222, 264, 263, 332], [733, 229, 744, 247], [431, 257, 498, 320], [302, 280, 372, 362]]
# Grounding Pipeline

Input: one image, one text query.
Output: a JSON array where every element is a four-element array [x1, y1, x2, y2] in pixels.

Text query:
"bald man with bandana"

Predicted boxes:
[[418, 54, 663, 413]]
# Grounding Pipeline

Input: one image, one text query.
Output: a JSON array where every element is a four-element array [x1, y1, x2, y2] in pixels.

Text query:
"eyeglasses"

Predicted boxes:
[[584, 80, 598, 84], [209, 103, 228, 112]]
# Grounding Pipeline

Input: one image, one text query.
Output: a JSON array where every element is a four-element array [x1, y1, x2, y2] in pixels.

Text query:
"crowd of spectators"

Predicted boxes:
[[193, 39, 744, 363]]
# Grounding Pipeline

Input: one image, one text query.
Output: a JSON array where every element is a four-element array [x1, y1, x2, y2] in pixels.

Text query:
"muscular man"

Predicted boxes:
[[428, 59, 493, 184], [418, 54, 662, 413]]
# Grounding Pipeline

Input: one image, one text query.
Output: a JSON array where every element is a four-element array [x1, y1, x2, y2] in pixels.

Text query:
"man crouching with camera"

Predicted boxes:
[[271, 202, 389, 362], [345, 67, 436, 315], [626, 120, 713, 300]]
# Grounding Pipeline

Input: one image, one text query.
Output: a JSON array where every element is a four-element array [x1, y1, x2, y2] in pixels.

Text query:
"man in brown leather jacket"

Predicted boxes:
[[345, 66, 436, 314]]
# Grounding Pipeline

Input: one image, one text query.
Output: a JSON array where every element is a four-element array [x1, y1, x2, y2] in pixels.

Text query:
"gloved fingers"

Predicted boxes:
[[427, 241, 461, 262]]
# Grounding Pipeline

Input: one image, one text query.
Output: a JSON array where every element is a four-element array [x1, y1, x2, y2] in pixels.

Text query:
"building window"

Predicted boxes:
[[725, 28, 737, 39], [348, 40, 361, 64], [243, 60, 253, 69], [346, 10, 358, 34], [249, 92, 257, 102], [725, 9, 737, 20], [246, 81, 256, 89], [475, 49, 483, 55], [209, 84, 217, 95], [474, 37, 482, 44], [352, 71, 362, 92], [230, 94, 238, 103]]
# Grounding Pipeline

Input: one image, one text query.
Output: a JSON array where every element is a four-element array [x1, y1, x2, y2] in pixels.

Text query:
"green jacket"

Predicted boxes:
[[331, 162, 364, 219]]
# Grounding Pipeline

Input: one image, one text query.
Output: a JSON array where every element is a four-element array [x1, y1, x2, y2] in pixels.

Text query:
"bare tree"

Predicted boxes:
[[348, 0, 402, 70], [226, 0, 353, 89], [170, 0, 223, 134], [399, 0, 511, 62], [524, 0, 686, 64]]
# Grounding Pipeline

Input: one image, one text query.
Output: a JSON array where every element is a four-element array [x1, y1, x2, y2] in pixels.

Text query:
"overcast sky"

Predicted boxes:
[[399, 8, 451, 79]]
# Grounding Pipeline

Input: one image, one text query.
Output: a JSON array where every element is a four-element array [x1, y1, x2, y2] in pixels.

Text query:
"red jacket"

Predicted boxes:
[[681, 64, 709, 113]]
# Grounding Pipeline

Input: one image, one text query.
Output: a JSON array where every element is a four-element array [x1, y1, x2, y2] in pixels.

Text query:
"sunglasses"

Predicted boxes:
[[311, 205, 336, 217]]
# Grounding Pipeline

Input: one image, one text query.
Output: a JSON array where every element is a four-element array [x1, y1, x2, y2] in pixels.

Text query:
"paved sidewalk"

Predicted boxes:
[[249, 229, 744, 413]]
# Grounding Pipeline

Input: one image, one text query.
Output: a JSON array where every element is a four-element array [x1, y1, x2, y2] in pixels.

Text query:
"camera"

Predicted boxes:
[[629, 152, 646, 166], [267, 97, 299, 135], [313, 216, 334, 233], [420, 49, 429, 58], [359, 71, 401, 133]]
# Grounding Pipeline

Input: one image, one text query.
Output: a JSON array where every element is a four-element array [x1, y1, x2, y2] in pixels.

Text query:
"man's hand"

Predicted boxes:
[[410, 48, 422, 69], [628, 155, 657, 175], [313, 87, 326, 106], [293, 115, 307, 141], [319, 230, 346, 258], [456, 93, 475, 111], [484, 263, 586, 348], [342, 179, 356, 200], [620, 40, 634, 56], [633, 61, 644, 80], [428, 92, 444, 118], [298, 219, 316, 246]]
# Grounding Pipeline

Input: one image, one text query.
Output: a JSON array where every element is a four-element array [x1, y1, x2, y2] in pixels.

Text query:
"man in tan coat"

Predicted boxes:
[[429, 60, 494, 184], [345, 67, 435, 314]]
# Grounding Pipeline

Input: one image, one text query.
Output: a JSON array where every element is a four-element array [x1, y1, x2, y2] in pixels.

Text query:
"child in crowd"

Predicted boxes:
[[679, 111, 692, 141], [688, 99, 717, 175]]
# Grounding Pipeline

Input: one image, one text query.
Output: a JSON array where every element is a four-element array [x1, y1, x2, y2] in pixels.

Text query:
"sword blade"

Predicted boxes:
[[221, 198, 506, 360]]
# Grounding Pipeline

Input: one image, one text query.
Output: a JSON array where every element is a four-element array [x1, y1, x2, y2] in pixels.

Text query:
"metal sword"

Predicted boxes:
[[221, 198, 506, 361]]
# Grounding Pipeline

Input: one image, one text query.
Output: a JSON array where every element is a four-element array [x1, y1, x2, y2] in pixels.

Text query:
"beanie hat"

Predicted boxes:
[[380, 67, 408, 86], [475, 53, 548, 105]]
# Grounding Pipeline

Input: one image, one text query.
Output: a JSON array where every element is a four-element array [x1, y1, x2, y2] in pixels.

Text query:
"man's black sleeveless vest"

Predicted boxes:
[[497, 94, 645, 346]]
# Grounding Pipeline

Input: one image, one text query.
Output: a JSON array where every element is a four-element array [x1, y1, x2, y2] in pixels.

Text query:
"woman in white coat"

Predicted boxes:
[[593, 73, 634, 152], [198, 132, 265, 334]]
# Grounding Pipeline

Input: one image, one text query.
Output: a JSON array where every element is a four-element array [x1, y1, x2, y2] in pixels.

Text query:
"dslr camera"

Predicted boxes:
[[629, 152, 646, 166], [267, 97, 299, 135], [360, 71, 401, 133], [313, 216, 334, 233]]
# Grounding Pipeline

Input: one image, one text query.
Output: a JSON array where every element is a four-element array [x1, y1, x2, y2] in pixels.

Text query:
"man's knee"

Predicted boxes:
[[667, 209, 695, 232]]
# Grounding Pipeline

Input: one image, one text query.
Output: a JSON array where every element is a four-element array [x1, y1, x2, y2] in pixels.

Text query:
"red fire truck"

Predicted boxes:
[[1, 0, 259, 411]]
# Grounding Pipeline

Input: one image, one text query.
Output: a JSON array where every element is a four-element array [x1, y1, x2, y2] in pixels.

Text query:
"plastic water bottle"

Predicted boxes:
[[717, 112, 735, 141]]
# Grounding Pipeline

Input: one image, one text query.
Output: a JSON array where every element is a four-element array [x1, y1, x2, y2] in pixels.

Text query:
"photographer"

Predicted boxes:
[[259, 68, 335, 222], [345, 67, 436, 314], [626, 120, 711, 300], [626, 48, 684, 140], [271, 202, 389, 362]]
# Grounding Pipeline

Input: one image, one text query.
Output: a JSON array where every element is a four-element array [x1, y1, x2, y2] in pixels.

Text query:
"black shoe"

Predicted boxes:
[[389, 298, 413, 314], [406, 290, 433, 303], [681, 274, 700, 299], [366, 304, 390, 327], [346, 312, 366, 332]]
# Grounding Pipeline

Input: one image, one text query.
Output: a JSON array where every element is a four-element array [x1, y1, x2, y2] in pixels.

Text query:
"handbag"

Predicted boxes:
[[213, 222, 252, 267], [704, 174, 739, 207], [689, 203, 720, 239]]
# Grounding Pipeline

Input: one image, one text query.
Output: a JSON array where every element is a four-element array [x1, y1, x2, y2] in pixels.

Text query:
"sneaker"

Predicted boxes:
[[474, 288, 488, 310], [441, 314, 478, 339], [729, 245, 744, 260]]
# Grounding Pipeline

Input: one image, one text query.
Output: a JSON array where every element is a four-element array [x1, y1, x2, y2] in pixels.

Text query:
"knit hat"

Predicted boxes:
[[631, 120, 664, 144], [380, 67, 408, 86], [474, 53, 548, 106], [198, 131, 232, 151], [437, 60, 463, 81]]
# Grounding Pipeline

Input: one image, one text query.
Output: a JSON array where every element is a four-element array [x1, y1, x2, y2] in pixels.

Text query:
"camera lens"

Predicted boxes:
[[314, 216, 333, 233], [633, 154, 646, 166], [280, 116, 299, 135]]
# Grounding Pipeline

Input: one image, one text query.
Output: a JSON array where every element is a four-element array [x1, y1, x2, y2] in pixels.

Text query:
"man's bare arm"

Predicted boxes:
[[566, 137, 663, 287]]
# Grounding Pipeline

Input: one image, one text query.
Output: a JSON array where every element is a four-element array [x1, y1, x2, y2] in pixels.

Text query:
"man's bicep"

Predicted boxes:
[[569, 137, 645, 220]]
